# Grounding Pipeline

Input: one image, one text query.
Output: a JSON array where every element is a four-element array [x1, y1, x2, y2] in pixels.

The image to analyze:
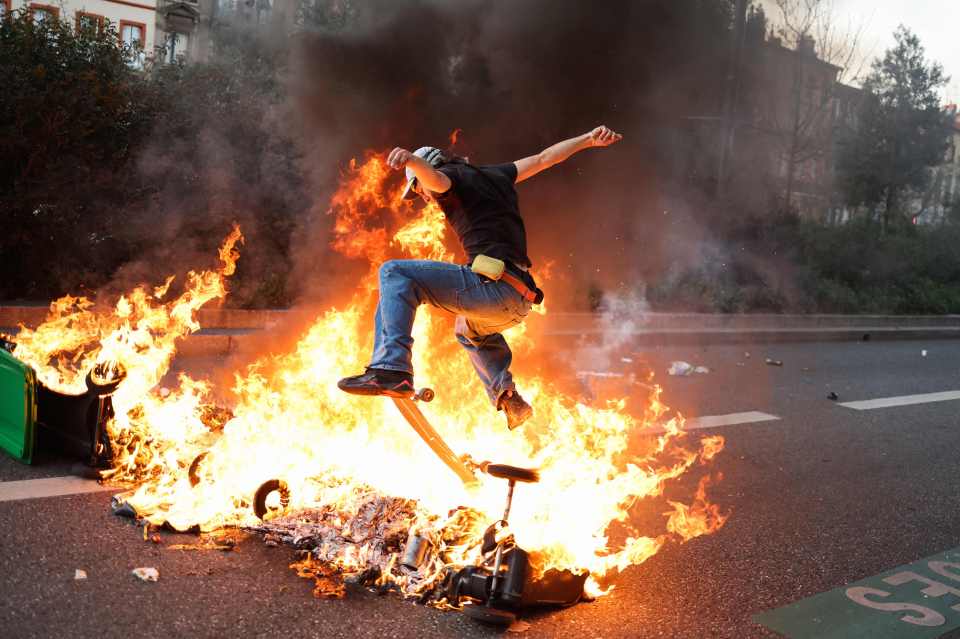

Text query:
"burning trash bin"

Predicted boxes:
[[0, 347, 123, 467]]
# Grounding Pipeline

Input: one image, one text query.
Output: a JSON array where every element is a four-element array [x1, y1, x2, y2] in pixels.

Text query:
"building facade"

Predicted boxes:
[[730, 9, 851, 220], [154, 0, 215, 64], [4, 0, 157, 58], [0, 0, 221, 66], [914, 106, 960, 224]]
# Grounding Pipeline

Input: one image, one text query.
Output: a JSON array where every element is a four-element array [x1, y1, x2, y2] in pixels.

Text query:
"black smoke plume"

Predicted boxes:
[[289, 0, 733, 308]]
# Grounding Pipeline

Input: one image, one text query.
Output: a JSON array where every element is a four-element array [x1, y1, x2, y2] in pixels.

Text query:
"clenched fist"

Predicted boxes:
[[588, 125, 622, 147], [387, 147, 414, 170]]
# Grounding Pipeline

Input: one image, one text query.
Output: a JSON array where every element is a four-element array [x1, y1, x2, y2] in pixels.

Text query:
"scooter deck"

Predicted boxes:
[[391, 397, 478, 486]]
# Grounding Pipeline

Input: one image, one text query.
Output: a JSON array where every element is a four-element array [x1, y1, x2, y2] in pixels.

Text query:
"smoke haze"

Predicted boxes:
[[15, 0, 733, 312]]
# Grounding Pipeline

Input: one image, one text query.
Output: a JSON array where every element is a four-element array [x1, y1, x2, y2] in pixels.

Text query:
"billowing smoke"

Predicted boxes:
[[287, 0, 734, 308], [18, 0, 734, 313]]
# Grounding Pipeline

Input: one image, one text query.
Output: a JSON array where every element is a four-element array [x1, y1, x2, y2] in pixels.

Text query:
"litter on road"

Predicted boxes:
[[827, 392, 839, 401], [132, 567, 159, 582], [74, 569, 87, 580], [668, 361, 710, 376], [765, 358, 784, 367]]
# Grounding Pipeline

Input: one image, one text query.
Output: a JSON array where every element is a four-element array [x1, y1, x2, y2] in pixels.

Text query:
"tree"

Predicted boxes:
[[836, 26, 951, 230], [0, 8, 156, 299]]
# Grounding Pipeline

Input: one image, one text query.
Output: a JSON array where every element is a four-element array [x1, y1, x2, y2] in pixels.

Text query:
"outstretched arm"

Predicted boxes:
[[387, 147, 452, 194], [514, 125, 622, 183]]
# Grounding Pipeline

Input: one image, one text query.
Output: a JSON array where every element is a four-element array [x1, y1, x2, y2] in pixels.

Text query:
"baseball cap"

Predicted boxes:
[[401, 146, 447, 199]]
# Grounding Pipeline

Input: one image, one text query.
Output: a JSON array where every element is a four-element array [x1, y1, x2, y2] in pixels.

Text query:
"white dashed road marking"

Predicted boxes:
[[0, 476, 117, 502], [838, 390, 960, 411], [648, 410, 781, 434], [683, 411, 781, 431]]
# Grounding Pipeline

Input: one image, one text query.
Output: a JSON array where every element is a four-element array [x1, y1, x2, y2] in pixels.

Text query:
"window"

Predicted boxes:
[[76, 11, 104, 34], [119, 20, 146, 69], [30, 3, 60, 23], [256, 0, 270, 24], [119, 20, 146, 49], [166, 31, 189, 63]]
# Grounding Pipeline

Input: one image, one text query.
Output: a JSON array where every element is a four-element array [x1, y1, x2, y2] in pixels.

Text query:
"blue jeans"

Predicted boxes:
[[368, 259, 533, 405]]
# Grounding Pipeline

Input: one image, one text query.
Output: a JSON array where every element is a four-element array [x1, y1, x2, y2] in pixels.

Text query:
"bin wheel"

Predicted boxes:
[[86, 362, 126, 395], [462, 601, 516, 625], [483, 463, 540, 483], [253, 479, 290, 520]]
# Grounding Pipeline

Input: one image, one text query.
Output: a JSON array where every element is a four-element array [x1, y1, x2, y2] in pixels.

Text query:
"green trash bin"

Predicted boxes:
[[0, 348, 37, 463], [0, 347, 124, 467]]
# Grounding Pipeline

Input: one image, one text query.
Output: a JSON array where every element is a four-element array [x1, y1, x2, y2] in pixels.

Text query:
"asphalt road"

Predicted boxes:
[[2, 339, 960, 638]]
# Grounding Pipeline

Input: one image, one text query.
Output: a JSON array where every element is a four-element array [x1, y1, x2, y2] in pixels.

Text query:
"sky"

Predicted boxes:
[[759, 0, 959, 102]]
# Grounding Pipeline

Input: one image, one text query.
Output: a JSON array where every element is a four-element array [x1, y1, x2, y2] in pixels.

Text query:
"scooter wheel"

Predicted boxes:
[[417, 388, 435, 402], [462, 601, 517, 625]]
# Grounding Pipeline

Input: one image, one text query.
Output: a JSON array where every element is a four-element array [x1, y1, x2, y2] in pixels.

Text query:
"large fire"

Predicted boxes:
[[8, 152, 727, 601]]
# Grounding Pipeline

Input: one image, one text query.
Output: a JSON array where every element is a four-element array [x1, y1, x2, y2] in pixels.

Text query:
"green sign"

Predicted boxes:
[[755, 546, 960, 638]]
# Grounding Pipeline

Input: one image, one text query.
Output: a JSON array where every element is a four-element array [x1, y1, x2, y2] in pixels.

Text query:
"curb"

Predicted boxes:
[[611, 327, 960, 346], [3, 306, 959, 357]]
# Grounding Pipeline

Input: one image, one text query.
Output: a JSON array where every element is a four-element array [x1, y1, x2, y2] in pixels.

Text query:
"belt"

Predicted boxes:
[[501, 271, 539, 303]]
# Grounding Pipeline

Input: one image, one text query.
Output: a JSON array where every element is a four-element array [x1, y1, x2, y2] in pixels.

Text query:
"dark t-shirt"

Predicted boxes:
[[434, 162, 532, 268]]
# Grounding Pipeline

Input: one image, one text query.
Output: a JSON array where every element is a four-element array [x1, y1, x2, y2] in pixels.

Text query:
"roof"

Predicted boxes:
[[761, 38, 842, 74]]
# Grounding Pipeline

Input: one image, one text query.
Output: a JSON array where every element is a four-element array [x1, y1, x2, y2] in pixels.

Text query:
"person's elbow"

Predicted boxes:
[[424, 171, 452, 194], [528, 152, 552, 178], [536, 150, 553, 171]]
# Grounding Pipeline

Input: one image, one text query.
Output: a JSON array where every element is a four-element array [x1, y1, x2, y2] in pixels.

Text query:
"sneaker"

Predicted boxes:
[[499, 389, 533, 430], [337, 368, 415, 397]]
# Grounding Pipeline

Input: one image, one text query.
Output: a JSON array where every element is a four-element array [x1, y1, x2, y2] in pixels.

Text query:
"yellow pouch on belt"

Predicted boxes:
[[470, 254, 505, 280]]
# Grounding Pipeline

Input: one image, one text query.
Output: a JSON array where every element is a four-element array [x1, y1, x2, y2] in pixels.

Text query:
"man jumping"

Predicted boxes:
[[337, 125, 623, 429]]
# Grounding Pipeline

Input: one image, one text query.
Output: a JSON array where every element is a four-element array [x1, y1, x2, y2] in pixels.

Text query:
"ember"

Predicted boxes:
[[10, 152, 727, 618]]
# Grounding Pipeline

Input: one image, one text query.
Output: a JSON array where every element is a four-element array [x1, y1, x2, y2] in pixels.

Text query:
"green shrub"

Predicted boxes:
[[651, 213, 960, 314]]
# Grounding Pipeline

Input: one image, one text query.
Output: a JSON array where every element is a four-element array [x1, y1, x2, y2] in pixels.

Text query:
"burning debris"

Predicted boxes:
[[1, 155, 729, 624], [249, 487, 445, 600], [248, 464, 589, 623]]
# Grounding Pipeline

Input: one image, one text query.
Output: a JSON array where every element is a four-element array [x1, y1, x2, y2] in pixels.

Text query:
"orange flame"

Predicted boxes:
[[665, 474, 730, 542], [9, 153, 727, 601], [449, 128, 463, 148], [11, 225, 242, 396]]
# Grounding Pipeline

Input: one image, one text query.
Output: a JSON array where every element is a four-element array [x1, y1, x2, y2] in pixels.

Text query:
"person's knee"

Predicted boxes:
[[380, 260, 414, 287], [379, 260, 401, 279], [454, 316, 478, 342], [380, 260, 423, 303]]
